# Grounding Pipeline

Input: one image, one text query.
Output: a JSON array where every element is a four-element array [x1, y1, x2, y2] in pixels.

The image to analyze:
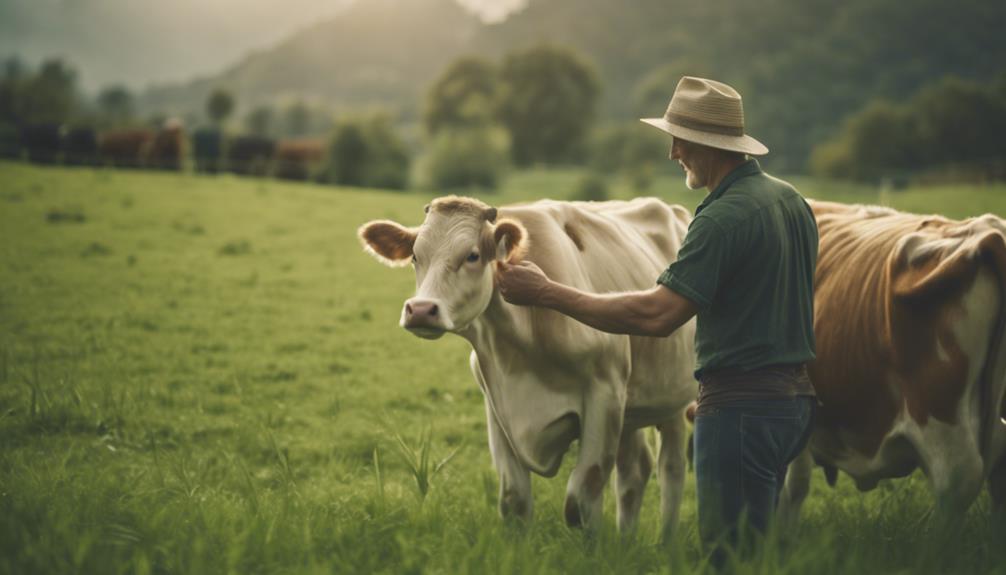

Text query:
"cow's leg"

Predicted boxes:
[[656, 412, 688, 543], [776, 447, 813, 534], [917, 425, 984, 524], [614, 427, 653, 534], [989, 455, 1006, 519], [472, 353, 532, 522], [565, 385, 623, 531], [483, 397, 532, 522]]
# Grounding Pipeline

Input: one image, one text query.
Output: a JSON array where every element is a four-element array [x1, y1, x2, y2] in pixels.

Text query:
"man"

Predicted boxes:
[[496, 76, 818, 558]]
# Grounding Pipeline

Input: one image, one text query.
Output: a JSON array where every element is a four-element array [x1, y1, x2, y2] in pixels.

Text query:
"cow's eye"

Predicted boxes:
[[466, 252, 480, 263], [411, 254, 417, 264]]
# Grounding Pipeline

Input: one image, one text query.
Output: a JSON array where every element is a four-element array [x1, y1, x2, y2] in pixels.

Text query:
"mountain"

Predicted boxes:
[[140, 0, 481, 120]]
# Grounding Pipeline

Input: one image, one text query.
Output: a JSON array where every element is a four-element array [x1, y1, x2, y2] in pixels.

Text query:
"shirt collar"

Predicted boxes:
[[695, 159, 763, 215]]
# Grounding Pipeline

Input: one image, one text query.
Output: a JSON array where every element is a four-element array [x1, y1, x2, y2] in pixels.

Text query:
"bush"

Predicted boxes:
[[572, 173, 609, 202], [326, 115, 409, 190], [417, 126, 510, 191], [589, 123, 668, 191]]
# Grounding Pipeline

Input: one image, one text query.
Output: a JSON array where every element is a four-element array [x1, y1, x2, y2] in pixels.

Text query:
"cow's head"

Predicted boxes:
[[359, 196, 527, 339]]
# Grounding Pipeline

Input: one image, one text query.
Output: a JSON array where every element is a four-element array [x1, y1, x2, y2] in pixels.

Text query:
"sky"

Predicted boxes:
[[0, 0, 526, 93]]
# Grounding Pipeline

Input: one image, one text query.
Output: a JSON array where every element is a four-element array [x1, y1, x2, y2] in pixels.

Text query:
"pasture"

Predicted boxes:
[[1, 161, 1005, 574]]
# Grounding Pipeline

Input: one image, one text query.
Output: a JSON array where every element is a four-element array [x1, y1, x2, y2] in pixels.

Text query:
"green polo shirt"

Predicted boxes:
[[657, 159, 818, 378]]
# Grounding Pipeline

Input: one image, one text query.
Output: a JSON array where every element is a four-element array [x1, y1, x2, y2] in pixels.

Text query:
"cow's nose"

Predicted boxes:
[[405, 301, 438, 318], [402, 298, 447, 332]]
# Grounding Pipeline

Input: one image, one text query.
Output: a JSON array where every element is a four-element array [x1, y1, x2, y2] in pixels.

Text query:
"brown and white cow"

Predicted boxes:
[[359, 196, 697, 537], [778, 200, 1006, 527]]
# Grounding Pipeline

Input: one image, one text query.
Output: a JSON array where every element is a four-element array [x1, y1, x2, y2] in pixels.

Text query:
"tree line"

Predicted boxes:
[[5, 45, 1005, 189], [811, 75, 1006, 184]]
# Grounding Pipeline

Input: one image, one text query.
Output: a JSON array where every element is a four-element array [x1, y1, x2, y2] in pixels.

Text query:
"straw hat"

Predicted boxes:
[[640, 76, 768, 156]]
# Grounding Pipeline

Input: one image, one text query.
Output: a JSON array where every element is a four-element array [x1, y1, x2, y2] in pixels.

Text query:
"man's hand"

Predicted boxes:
[[495, 260, 551, 306]]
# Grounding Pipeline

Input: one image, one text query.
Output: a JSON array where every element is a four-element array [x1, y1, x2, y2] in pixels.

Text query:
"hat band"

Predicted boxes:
[[664, 111, 745, 137]]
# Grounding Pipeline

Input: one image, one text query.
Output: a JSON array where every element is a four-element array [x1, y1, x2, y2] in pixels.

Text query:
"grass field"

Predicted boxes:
[[1, 160, 1005, 574]]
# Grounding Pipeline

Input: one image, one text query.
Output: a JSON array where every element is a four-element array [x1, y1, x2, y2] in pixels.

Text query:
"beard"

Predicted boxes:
[[683, 165, 706, 190]]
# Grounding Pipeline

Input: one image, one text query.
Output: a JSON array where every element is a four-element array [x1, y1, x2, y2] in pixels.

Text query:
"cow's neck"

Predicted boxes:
[[458, 291, 534, 362]]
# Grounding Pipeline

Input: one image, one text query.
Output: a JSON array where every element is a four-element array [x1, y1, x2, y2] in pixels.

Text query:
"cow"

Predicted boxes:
[[777, 200, 1006, 528], [274, 138, 325, 181], [99, 129, 154, 169], [359, 196, 697, 537], [63, 127, 99, 166], [227, 135, 275, 177], [192, 128, 224, 174], [147, 119, 185, 171], [20, 123, 64, 164]]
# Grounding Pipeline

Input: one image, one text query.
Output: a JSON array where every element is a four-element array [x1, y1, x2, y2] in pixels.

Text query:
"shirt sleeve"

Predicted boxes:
[[656, 215, 734, 312]]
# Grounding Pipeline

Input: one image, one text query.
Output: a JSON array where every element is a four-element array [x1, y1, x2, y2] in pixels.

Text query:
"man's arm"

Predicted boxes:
[[496, 261, 698, 337]]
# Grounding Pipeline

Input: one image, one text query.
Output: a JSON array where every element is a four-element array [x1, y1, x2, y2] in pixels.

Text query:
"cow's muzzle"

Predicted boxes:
[[401, 298, 450, 339]]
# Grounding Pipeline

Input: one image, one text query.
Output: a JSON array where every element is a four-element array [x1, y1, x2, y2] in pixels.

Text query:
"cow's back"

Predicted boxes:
[[498, 198, 697, 426], [500, 198, 687, 294]]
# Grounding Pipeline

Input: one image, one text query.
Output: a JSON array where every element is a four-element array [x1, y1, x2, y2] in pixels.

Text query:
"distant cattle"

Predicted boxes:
[[21, 123, 63, 164], [227, 135, 275, 177], [147, 120, 185, 171], [0, 123, 20, 159], [274, 139, 324, 181], [99, 129, 154, 169], [778, 201, 1006, 527], [62, 127, 99, 166], [360, 196, 697, 538], [192, 128, 223, 174]]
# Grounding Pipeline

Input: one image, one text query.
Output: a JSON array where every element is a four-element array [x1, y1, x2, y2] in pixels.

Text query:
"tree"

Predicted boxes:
[[284, 100, 311, 137], [423, 56, 498, 135], [497, 45, 600, 166], [245, 105, 274, 137], [20, 59, 77, 124], [97, 85, 134, 127], [632, 59, 709, 117], [810, 75, 1006, 182], [206, 89, 235, 126], [810, 100, 919, 181], [912, 77, 1006, 166], [0, 58, 27, 125]]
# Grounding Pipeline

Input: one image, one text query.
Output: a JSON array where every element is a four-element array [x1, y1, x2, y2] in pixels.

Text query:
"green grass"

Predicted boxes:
[[1, 161, 1005, 574]]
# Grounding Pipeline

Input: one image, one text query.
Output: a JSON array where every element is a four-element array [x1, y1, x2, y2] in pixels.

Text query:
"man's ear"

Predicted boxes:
[[493, 218, 528, 263], [358, 220, 418, 267]]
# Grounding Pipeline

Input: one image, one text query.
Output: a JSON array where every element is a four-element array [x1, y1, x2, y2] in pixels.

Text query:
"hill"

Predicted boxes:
[[140, 0, 1006, 171]]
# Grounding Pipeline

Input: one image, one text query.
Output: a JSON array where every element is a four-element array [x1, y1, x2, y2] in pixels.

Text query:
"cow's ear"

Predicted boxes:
[[493, 218, 528, 263], [358, 220, 418, 267]]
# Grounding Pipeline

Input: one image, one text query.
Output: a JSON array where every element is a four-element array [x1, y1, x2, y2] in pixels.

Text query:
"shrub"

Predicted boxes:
[[572, 173, 609, 202], [326, 115, 409, 190], [589, 123, 668, 191], [417, 125, 510, 191]]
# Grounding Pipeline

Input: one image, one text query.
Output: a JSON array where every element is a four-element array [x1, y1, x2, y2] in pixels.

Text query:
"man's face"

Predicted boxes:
[[669, 137, 713, 190]]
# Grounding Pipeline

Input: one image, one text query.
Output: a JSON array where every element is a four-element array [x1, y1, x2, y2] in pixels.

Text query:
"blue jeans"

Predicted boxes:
[[693, 396, 815, 559]]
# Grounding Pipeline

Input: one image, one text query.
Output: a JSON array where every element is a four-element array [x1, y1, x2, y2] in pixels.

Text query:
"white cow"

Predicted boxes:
[[359, 195, 697, 536], [778, 201, 1006, 527]]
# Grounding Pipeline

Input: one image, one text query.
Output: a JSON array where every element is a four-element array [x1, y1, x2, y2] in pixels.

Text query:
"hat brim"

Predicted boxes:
[[640, 118, 769, 156]]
